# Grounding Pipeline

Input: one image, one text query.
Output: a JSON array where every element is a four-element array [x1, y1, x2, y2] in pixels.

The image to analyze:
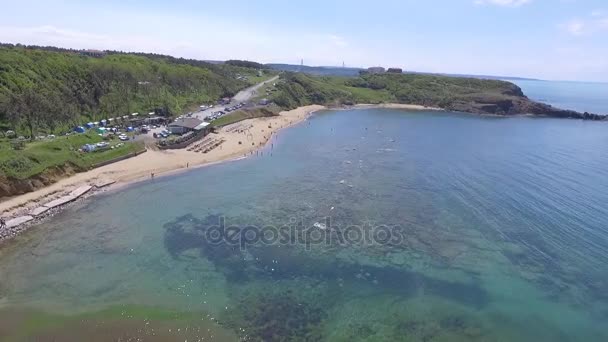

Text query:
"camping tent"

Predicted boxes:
[[86, 122, 95, 129], [126, 126, 134, 132], [74, 126, 86, 133], [81, 144, 96, 152]]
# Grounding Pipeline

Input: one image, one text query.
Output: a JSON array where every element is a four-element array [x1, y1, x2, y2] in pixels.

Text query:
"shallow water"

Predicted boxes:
[[1, 108, 608, 341]]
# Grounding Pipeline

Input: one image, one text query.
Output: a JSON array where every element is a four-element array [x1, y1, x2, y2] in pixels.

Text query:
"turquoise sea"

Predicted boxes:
[[1, 81, 608, 341]]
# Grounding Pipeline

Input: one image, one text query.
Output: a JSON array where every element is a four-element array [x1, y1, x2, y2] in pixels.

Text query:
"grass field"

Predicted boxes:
[[0, 133, 144, 179]]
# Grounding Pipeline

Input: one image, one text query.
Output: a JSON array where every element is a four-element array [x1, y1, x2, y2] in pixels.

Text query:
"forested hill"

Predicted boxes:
[[271, 73, 605, 120], [0, 45, 265, 136]]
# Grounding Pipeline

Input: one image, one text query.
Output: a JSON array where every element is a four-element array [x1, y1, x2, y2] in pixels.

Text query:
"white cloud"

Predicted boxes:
[[474, 0, 531, 7], [562, 13, 608, 36], [0, 23, 363, 67], [565, 19, 586, 35], [327, 34, 348, 48]]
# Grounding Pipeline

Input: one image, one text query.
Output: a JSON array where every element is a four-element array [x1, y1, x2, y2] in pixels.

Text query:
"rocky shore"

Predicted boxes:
[[442, 83, 606, 120], [0, 182, 116, 244]]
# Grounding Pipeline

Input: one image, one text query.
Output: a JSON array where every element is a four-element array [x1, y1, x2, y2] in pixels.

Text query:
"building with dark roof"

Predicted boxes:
[[168, 118, 210, 135], [367, 67, 386, 74], [80, 49, 106, 57]]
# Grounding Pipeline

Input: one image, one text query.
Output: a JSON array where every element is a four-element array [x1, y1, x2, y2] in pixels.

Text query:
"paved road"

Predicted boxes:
[[233, 75, 279, 103], [192, 75, 279, 121]]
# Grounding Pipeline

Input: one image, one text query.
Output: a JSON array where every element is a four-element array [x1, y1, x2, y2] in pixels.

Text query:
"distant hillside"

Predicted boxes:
[[266, 64, 363, 77], [271, 72, 604, 120], [406, 71, 540, 82], [265, 62, 541, 81]]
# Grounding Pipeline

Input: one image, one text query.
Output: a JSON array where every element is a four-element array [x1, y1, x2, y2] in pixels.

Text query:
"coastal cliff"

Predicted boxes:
[[0, 164, 77, 198]]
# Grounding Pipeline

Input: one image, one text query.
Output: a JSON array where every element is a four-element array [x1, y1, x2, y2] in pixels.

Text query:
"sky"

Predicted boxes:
[[0, 0, 607, 81]]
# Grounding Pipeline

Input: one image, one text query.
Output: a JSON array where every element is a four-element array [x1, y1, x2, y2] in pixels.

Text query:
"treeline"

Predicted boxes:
[[0, 43, 230, 75], [225, 60, 266, 69], [0, 45, 259, 137]]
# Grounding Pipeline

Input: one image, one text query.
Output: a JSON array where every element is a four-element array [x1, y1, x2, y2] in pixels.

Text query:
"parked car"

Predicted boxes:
[[119, 135, 129, 141]]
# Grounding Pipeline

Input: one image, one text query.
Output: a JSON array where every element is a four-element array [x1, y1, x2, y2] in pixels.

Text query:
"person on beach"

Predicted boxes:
[[0, 217, 6, 229]]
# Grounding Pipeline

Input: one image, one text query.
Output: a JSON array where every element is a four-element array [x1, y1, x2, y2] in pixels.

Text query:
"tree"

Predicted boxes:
[[7, 86, 50, 139], [44, 90, 72, 134]]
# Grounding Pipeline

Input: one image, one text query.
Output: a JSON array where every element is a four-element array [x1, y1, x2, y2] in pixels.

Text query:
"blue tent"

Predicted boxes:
[[86, 122, 95, 129], [126, 126, 134, 132], [74, 126, 86, 133]]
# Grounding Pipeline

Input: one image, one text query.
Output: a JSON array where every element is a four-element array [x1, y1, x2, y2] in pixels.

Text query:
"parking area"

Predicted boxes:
[[130, 76, 279, 146]]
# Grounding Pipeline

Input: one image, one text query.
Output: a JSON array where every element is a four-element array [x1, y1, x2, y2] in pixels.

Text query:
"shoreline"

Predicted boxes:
[[0, 103, 439, 244], [352, 103, 444, 111], [0, 104, 325, 244]]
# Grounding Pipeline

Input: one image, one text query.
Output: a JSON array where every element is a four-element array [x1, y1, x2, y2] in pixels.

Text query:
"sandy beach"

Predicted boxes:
[[0, 103, 440, 239], [354, 103, 444, 111], [0, 105, 324, 219]]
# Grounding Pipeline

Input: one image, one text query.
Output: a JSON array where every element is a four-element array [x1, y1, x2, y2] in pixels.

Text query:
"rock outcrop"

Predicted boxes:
[[447, 85, 606, 120]]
